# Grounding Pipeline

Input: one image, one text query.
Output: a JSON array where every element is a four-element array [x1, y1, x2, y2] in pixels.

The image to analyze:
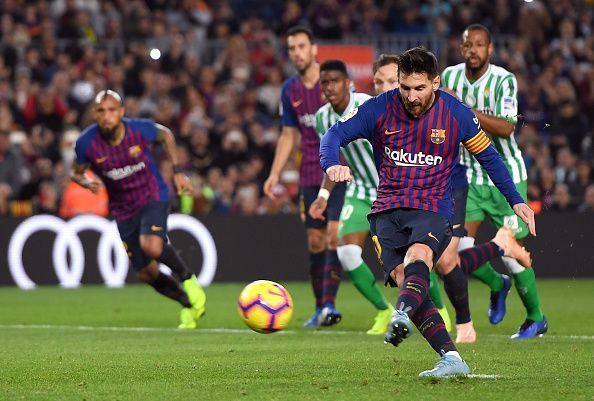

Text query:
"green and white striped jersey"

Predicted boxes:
[[315, 92, 378, 201], [442, 63, 527, 186]]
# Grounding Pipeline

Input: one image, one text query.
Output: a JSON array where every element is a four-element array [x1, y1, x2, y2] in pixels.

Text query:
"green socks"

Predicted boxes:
[[428, 269, 445, 308], [513, 268, 544, 322], [347, 262, 389, 310], [472, 262, 503, 292]]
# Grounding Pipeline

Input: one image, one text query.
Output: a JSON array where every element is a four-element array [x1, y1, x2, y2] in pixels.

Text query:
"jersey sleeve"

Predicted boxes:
[[134, 119, 159, 143], [280, 83, 298, 127], [320, 96, 381, 172], [495, 74, 518, 123], [74, 135, 90, 165]]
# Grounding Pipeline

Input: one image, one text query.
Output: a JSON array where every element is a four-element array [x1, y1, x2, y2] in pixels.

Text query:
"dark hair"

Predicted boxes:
[[397, 47, 438, 79], [373, 54, 399, 75], [320, 59, 348, 76], [465, 23, 492, 43], [287, 25, 314, 44]]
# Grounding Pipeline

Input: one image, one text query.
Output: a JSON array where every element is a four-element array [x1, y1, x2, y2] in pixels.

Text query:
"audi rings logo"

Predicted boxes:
[[7, 214, 217, 289]]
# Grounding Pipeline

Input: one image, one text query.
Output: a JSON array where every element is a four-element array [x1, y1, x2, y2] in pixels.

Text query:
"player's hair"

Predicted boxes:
[[372, 54, 399, 75], [397, 47, 438, 79], [94, 89, 123, 105], [287, 25, 315, 44], [320, 59, 348, 76], [464, 23, 492, 43]]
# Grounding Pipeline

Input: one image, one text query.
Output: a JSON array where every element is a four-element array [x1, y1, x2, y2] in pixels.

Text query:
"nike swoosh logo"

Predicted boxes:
[[96, 157, 107, 164], [452, 224, 461, 229], [292, 99, 303, 108], [385, 129, 402, 135], [428, 232, 439, 243], [151, 225, 163, 231]]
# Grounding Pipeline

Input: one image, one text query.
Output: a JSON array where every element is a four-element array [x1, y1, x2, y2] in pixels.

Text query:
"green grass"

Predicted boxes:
[[0, 279, 592, 401]]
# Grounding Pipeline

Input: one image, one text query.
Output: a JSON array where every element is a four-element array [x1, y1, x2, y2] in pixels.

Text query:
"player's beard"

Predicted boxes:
[[465, 55, 487, 75], [297, 58, 313, 75], [401, 93, 434, 118], [99, 125, 119, 142]]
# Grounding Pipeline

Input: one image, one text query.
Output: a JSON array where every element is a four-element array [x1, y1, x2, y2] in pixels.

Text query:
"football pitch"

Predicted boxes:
[[0, 279, 592, 401]]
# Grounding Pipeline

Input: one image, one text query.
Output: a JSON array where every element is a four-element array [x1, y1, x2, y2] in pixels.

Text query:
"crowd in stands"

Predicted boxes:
[[0, 0, 592, 218]]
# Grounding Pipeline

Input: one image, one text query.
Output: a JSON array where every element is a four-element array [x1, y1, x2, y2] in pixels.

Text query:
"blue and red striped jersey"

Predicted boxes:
[[74, 117, 169, 221], [280, 75, 325, 187], [320, 89, 523, 221]]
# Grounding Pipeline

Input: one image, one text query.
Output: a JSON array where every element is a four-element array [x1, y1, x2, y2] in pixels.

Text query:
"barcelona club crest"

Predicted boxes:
[[128, 145, 142, 157], [430, 129, 446, 144]]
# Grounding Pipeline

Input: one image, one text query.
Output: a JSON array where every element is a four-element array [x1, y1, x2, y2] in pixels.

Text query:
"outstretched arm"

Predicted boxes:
[[155, 123, 193, 195]]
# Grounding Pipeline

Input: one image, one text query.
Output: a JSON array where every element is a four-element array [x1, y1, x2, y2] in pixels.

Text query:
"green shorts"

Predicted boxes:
[[338, 196, 373, 238], [465, 180, 528, 240]]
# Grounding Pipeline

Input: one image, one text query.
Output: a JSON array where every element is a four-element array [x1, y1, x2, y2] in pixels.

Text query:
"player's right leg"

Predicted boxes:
[[337, 196, 393, 335]]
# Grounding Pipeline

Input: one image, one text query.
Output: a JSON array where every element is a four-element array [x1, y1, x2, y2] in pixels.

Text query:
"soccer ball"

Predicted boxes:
[[237, 280, 293, 334]]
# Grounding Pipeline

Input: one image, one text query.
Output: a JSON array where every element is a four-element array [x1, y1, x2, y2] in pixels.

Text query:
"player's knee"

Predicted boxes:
[[326, 233, 339, 250], [337, 244, 363, 272], [404, 243, 433, 268], [307, 230, 326, 253], [436, 248, 459, 274], [140, 238, 163, 259], [390, 265, 405, 287]]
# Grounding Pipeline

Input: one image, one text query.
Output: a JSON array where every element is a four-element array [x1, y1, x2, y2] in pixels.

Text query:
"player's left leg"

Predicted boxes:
[[488, 182, 547, 338]]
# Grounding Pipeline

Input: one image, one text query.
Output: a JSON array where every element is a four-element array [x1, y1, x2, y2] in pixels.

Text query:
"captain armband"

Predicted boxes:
[[463, 130, 491, 154]]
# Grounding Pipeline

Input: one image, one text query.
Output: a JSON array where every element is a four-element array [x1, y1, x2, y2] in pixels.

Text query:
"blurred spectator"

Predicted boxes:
[[0, 0, 591, 217], [550, 183, 575, 212], [578, 184, 594, 213], [0, 129, 24, 199]]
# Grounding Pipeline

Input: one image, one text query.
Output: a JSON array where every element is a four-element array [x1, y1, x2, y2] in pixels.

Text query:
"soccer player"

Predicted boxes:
[[71, 89, 206, 329], [309, 59, 394, 335], [263, 26, 345, 327], [441, 24, 547, 339], [373, 54, 454, 333], [320, 47, 535, 377]]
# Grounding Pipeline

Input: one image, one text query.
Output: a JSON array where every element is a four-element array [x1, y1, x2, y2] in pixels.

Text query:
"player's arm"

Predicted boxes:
[[320, 98, 379, 183], [264, 84, 301, 199], [70, 162, 101, 193], [474, 75, 518, 138], [462, 123, 536, 235], [263, 125, 299, 199], [155, 123, 193, 195], [309, 174, 337, 220]]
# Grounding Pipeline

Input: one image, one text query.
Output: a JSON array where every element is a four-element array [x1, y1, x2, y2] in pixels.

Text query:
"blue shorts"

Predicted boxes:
[[299, 184, 346, 229], [116, 201, 169, 271], [369, 208, 452, 287], [452, 186, 468, 238]]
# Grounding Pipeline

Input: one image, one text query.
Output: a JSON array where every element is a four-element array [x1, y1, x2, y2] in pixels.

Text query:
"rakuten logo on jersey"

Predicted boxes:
[[298, 114, 316, 128], [384, 147, 443, 167], [105, 161, 146, 180]]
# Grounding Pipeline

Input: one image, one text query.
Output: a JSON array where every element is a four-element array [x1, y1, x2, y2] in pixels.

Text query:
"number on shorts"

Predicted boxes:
[[340, 204, 354, 221]]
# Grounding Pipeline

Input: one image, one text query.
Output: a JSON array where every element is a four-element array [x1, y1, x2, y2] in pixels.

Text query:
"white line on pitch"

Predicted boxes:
[[0, 324, 593, 341]]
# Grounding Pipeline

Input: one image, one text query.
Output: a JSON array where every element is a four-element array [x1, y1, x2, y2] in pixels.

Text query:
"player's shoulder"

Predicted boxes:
[[442, 63, 465, 75], [353, 92, 372, 104], [315, 102, 332, 117], [439, 90, 474, 120], [77, 123, 99, 145], [281, 75, 300, 93], [489, 64, 515, 79], [123, 117, 155, 127]]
